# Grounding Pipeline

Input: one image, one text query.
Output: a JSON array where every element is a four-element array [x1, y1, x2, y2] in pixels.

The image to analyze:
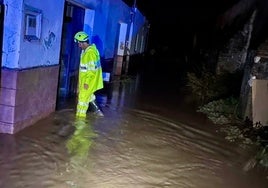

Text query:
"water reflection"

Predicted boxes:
[[65, 117, 97, 170], [0, 76, 268, 188]]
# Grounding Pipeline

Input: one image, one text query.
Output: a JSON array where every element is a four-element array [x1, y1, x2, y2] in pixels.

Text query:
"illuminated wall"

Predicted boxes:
[[91, 0, 149, 59], [0, 0, 148, 134], [2, 0, 65, 69], [0, 0, 64, 134]]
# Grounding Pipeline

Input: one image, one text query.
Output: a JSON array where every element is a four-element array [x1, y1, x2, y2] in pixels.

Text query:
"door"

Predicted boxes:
[[58, 2, 85, 98]]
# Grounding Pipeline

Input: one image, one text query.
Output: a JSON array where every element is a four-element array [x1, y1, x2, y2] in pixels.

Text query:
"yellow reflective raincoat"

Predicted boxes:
[[76, 44, 103, 117]]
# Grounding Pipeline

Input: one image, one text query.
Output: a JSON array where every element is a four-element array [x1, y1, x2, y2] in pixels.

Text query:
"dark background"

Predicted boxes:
[[123, 0, 268, 52]]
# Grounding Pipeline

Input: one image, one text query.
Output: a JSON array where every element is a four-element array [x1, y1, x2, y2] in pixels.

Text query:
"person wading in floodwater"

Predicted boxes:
[[74, 31, 104, 117]]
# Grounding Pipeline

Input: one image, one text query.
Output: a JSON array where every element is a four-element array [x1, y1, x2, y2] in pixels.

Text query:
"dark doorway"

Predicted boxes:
[[57, 2, 85, 108]]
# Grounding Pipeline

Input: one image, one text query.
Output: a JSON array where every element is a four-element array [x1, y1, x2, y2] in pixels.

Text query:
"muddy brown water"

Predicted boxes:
[[1, 73, 268, 188]]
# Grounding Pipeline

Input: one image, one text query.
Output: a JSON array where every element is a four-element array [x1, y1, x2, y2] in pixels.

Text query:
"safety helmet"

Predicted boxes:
[[74, 31, 89, 42]]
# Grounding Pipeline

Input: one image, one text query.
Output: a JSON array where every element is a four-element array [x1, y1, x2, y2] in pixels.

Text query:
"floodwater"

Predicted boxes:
[[1, 62, 268, 188]]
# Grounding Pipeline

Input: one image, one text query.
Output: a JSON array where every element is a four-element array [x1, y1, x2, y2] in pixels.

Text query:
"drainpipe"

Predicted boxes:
[[125, 1, 137, 75]]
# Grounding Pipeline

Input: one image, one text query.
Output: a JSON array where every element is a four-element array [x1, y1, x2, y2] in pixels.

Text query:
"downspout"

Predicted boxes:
[[125, 1, 137, 74]]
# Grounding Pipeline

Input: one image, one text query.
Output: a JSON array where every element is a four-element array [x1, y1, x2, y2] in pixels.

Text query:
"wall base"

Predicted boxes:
[[0, 65, 59, 134]]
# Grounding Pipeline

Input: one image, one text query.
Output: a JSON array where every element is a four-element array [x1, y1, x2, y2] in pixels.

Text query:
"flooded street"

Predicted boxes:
[[1, 63, 268, 188]]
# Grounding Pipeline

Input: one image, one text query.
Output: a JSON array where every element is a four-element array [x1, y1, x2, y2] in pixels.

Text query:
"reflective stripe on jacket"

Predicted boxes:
[[78, 44, 103, 94]]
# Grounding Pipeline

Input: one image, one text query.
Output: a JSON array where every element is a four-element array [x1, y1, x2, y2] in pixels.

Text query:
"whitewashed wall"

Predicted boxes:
[[2, 0, 23, 68], [2, 0, 65, 69]]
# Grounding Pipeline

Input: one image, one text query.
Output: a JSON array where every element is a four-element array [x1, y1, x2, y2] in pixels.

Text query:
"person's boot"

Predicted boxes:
[[90, 101, 104, 117]]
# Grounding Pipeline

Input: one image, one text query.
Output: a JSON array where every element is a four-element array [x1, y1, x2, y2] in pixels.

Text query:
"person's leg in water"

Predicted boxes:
[[76, 85, 91, 117], [88, 94, 104, 117]]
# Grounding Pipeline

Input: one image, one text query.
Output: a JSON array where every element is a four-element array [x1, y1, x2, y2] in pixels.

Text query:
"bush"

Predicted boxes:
[[198, 97, 239, 125]]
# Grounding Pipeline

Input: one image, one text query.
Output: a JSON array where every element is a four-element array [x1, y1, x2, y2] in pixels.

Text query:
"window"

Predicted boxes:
[[24, 5, 42, 41]]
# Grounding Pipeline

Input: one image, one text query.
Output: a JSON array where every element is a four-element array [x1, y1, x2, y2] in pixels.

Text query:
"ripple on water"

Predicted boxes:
[[0, 108, 267, 188]]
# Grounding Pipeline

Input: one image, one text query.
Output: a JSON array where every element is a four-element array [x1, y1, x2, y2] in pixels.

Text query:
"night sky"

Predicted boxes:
[[123, 0, 268, 52]]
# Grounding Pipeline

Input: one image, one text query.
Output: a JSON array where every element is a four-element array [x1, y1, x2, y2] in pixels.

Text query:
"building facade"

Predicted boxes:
[[0, 0, 149, 134]]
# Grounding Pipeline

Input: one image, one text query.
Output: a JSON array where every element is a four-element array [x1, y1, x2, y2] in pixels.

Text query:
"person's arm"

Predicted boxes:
[[83, 50, 97, 89]]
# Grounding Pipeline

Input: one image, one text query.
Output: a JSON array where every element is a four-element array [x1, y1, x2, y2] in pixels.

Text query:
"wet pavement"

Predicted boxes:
[[1, 60, 268, 188]]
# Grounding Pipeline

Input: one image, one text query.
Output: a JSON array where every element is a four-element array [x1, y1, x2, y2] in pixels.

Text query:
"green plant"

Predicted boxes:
[[198, 97, 240, 125], [187, 69, 243, 105], [187, 69, 229, 105]]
